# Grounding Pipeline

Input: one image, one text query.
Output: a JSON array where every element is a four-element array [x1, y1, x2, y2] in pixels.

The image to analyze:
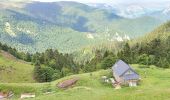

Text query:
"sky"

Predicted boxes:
[[3, 0, 169, 8], [31, 0, 170, 8], [3, 0, 170, 6], [32, 0, 170, 4]]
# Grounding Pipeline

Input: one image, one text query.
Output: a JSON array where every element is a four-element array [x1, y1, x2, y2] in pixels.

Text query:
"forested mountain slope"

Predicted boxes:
[[132, 21, 170, 44], [0, 1, 164, 53], [82, 21, 170, 72], [122, 21, 170, 68]]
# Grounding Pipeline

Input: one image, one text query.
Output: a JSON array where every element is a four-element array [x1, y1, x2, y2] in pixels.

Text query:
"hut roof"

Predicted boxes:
[[112, 60, 139, 78], [112, 60, 132, 76]]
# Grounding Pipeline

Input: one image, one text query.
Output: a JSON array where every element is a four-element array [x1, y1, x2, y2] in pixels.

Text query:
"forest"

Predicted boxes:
[[0, 34, 170, 82], [85, 36, 170, 72]]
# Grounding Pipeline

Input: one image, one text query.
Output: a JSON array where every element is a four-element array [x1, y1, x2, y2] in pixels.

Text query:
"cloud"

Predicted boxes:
[[32, 0, 105, 3], [32, 0, 170, 3], [32, 0, 170, 7]]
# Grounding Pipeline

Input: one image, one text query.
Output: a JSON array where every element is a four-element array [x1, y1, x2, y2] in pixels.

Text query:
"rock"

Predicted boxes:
[[57, 77, 79, 89], [20, 93, 35, 99]]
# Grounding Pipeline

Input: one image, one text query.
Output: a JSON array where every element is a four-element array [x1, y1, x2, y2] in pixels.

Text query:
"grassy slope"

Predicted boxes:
[[35, 65, 170, 100], [0, 50, 35, 83], [1, 64, 170, 100]]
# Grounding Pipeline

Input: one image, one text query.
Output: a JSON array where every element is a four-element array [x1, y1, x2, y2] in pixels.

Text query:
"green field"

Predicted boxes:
[[0, 51, 35, 83], [1, 64, 170, 100]]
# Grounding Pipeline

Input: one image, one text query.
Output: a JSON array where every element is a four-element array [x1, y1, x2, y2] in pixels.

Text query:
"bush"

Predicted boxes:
[[100, 56, 117, 69], [34, 66, 55, 82]]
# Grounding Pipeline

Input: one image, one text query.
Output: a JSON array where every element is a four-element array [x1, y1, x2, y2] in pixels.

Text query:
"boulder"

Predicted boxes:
[[57, 77, 79, 89]]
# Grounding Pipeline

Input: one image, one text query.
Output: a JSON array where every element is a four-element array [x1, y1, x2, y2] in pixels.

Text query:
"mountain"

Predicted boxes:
[[149, 21, 170, 37], [133, 21, 170, 44], [163, 6, 170, 15], [87, 3, 116, 11], [87, 3, 170, 20], [0, 1, 165, 53]]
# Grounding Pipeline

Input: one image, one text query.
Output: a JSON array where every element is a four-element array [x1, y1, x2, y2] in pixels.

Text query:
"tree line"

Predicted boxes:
[[83, 36, 170, 72], [0, 43, 78, 82], [32, 49, 78, 82], [0, 35, 170, 82]]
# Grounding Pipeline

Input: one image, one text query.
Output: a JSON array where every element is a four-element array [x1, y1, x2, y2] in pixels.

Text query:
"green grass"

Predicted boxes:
[[0, 51, 35, 83], [1, 64, 170, 100]]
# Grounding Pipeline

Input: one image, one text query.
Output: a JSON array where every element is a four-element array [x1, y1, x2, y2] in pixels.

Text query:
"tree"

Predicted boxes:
[[148, 55, 156, 65], [61, 67, 72, 77], [34, 66, 55, 82], [157, 58, 170, 68], [31, 52, 41, 63], [44, 49, 54, 64], [33, 61, 41, 81], [137, 54, 149, 65], [39, 67, 55, 82], [117, 43, 132, 63], [101, 55, 117, 69], [25, 53, 31, 62], [52, 70, 61, 80], [103, 50, 109, 58], [148, 38, 161, 56]]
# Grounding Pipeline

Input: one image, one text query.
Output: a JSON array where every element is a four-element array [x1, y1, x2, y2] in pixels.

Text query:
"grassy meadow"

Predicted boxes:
[[0, 51, 35, 83], [0, 64, 170, 100]]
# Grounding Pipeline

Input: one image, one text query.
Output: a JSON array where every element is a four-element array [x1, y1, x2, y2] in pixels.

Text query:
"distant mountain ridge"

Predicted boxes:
[[0, 1, 167, 53], [87, 3, 170, 19]]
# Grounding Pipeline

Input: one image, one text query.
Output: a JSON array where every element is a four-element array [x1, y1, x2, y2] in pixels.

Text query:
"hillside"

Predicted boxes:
[[1, 65, 170, 100], [0, 50, 35, 83], [146, 21, 170, 41], [0, 1, 164, 53], [132, 21, 170, 44]]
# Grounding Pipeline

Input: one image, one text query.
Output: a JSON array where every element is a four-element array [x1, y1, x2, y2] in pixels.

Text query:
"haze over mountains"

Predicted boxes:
[[0, 1, 169, 53], [87, 2, 170, 19]]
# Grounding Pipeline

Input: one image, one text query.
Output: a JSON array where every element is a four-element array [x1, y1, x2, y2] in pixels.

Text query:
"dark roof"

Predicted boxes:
[[123, 74, 140, 80], [112, 60, 139, 79], [112, 60, 131, 76]]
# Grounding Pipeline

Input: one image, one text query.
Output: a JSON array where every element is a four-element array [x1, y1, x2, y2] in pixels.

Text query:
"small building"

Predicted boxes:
[[112, 60, 140, 87]]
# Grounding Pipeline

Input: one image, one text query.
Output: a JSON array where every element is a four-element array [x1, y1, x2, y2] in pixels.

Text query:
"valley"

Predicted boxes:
[[0, 1, 166, 53], [0, 0, 170, 100]]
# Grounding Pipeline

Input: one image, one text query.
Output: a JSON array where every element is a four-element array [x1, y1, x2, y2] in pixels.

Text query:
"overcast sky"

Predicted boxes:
[[32, 0, 170, 4]]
